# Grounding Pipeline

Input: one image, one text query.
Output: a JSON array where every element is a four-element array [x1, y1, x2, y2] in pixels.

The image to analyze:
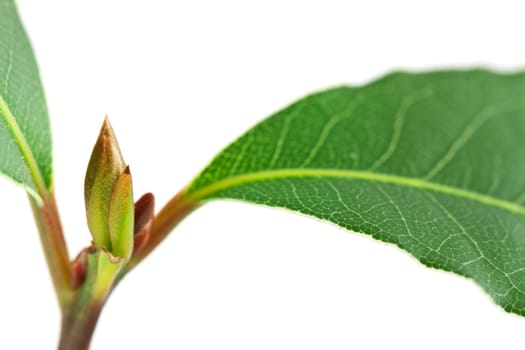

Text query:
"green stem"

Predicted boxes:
[[58, 188, 199, 347], [58, 250, 123, 350], [29, 191, 72, 310]]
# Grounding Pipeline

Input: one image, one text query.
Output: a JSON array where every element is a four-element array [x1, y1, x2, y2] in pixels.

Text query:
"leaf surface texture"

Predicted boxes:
[[0, 0, 52, 199], [188, 70, 525, 315]]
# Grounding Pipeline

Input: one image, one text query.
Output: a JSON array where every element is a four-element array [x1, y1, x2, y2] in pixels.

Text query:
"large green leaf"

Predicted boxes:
[[186, 70, 525, 316], [0, 0, 52, 200]]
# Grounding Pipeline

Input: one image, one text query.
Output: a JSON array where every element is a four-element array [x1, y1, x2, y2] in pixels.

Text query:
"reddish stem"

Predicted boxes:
[[58, 299, 104, 350], [30, 192, 72, 310], [126, 189, 199, 272]]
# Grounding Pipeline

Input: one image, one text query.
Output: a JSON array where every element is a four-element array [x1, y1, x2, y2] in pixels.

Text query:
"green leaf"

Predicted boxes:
[[186, 70, 525, 316], [0, 0, 53, 200], [109, 166, 134, 260]]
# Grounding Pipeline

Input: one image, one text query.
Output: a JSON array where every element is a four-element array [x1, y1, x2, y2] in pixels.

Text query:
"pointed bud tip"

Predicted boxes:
[[100, 116, 118, 141], [135, 193, 154, 209]]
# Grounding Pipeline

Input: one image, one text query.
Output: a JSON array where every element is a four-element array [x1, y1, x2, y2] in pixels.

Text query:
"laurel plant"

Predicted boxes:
[[2, 1, 525, 349]]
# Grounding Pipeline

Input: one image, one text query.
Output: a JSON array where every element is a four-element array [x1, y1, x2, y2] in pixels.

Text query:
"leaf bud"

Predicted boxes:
[[71, 247, 92, 289], [133, 192, 155, 235], [84, 117, 126, 251], [132, 193, 155, 255]]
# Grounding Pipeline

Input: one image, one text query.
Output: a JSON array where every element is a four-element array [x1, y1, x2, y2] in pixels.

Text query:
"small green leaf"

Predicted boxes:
[[0, 0, 53, 200], [187, 70, 525, 316], [109, 166, 134, 260]]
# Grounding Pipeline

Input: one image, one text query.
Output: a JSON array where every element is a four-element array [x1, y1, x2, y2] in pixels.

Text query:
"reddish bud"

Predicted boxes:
[[134, 192, 155, 235], [71, 247, 92, 289], [133, 228, 150, 256]]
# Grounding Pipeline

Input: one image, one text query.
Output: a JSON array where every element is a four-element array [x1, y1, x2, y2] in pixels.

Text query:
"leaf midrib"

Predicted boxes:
[[0, 94, 46, 200], [186, 168, 525, 216]]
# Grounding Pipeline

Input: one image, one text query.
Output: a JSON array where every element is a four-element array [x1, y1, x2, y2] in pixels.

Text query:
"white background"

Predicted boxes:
[[2, 0, 525, 349]]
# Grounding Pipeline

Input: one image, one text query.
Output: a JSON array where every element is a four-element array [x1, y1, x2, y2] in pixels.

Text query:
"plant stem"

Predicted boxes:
[[126, 189, 199, 272], [58, 250, 123, 349], [29, 191, 72, 310], [58, 298, 104, 350], [57, 188, 198, 347]]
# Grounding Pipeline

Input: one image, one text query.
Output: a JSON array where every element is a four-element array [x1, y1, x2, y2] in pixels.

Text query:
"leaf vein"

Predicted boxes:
[[423, 98, 525, 180], [187, 168, 525, 216], [268, 106, 297, 169], [301, 95, 364, 167], [376, 184, 454, 263], [424, 192, 525, 296], [369, 87, 433, 171]]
